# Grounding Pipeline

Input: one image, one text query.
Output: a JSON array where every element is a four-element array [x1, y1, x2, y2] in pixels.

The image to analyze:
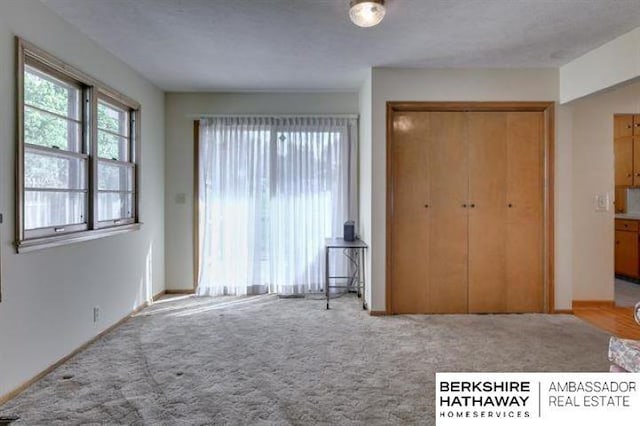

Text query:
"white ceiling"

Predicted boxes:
[[42, 0, 640, 92]]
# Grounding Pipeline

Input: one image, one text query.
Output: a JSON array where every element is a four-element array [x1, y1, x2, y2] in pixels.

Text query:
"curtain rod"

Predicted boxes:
[[187, 113, 359, 119]]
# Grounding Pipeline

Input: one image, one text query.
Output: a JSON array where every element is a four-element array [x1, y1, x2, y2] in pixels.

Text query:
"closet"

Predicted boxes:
[[388, 103, 551, 314]]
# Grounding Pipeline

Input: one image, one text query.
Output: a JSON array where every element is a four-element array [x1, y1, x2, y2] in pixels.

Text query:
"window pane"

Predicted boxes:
[[98, 192, 133, 221], [24, 66, 80, 120], [25, 151, 86, 190], [98, 130, 129, 161], [98, 101, 128, 136], [98, 161, 133, 191], [25, 191, 85, 230], [24, 106, 81, 152]]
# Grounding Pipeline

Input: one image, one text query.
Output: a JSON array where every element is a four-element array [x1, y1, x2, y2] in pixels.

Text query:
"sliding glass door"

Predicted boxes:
[[197, 116, 357, 296]]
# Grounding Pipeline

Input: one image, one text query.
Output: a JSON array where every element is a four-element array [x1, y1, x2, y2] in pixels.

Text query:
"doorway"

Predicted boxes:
[[613, 114, 640, 307]]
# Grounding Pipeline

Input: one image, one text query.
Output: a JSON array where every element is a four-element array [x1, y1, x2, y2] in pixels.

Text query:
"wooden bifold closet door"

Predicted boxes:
[[390, 112, 468, 314], [390, 108, 545, 314], [467, 112, 544, 313]]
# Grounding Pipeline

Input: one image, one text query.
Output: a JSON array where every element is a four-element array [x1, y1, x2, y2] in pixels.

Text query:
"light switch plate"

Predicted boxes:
[[594, 193, 610, 212]]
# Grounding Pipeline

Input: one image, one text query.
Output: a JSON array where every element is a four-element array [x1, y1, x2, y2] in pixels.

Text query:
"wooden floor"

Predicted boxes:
[[573, 306, 640, 340]]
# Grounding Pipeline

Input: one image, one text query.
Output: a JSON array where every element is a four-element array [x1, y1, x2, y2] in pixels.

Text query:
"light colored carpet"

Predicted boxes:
[[1, 294, 611, 425], [616, 278, 640, 307]]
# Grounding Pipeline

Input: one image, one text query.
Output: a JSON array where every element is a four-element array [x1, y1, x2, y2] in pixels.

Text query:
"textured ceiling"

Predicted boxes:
[[42, 0, 640, 91]]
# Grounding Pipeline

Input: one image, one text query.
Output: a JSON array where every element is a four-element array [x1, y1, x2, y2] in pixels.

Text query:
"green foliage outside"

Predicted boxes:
[[25, 69, 79, 188], [24, 70, 76, 150], [97, 102, 127, 160], [24, 69, 126, 189]]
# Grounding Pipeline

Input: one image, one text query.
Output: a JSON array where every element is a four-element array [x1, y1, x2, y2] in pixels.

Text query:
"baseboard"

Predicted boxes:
[[152, 290, 165, 301], [553, 309, 574, 314], [165, 289, 195, 295], [151, 289, 194, 302], [572, 300, 615, 309], [0, 301, 148, 406], [369, 310, 388, 316]]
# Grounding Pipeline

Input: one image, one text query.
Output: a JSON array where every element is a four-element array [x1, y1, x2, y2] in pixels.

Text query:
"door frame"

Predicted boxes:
[[385, 101, 555, 314], [193, 120, 200, 291]]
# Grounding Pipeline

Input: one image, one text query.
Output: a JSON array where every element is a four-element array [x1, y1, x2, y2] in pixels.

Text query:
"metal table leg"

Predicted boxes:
[[361, 248, 366, 310], [356, 248, 362, 298], [325, 246, 330, 310]]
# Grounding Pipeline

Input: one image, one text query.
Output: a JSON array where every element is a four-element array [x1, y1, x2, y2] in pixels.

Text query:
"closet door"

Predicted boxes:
[[468, 112, 508, 313], [427, 112, 468, 313], [505, 112, 544, 312], [390, 107, 546, 314], [390, 111, 431, 313]]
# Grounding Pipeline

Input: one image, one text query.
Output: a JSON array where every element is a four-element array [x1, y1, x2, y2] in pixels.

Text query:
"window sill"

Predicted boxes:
[[16, 223, 142, 253]]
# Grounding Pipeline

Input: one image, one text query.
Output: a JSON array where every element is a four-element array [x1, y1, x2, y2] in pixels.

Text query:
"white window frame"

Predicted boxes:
[[95, 94, 138, 229], [16, 38, 141, 253]]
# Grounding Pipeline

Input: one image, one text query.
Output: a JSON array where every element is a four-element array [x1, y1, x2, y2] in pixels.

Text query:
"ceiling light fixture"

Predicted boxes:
[[349, 0, 386, 28]]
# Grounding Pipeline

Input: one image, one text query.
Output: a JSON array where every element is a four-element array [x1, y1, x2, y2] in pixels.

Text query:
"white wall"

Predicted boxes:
[[0, 0, 165, 398], [367, 68, 572, 311], [358, 71, 373, 309], [560, 27, 640, 104], [165, 92, 359, 290], [568, 80, 640, 301], [555, 107, 574, 308]]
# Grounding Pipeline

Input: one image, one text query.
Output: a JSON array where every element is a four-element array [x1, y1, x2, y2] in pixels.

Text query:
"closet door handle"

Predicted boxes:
[[462, 203, 467, 208], [424, 204, 429, 208], [508, 203, 513, 208], [470, 204, 476, 208]]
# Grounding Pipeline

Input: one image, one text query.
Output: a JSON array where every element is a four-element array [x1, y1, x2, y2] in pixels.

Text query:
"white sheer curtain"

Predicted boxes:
[[197, 116, 357, 296]]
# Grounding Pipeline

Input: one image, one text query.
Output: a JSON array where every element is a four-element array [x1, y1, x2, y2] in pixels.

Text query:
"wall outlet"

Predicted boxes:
[[93, 306, 100, 323], [594, 193, 610, 212], [175, 193, 187, 204]]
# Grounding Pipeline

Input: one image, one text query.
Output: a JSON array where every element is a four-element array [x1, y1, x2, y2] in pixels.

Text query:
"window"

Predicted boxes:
[[23, 65, 87, 236], [196, 116, 357, 296], [96, 97, 136, 226], [17, 39, 141, 252]]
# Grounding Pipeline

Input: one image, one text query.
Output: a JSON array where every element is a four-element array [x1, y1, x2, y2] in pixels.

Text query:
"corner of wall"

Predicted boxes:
[[555, 105, 574, 309], [358, 69, 374, 310]]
